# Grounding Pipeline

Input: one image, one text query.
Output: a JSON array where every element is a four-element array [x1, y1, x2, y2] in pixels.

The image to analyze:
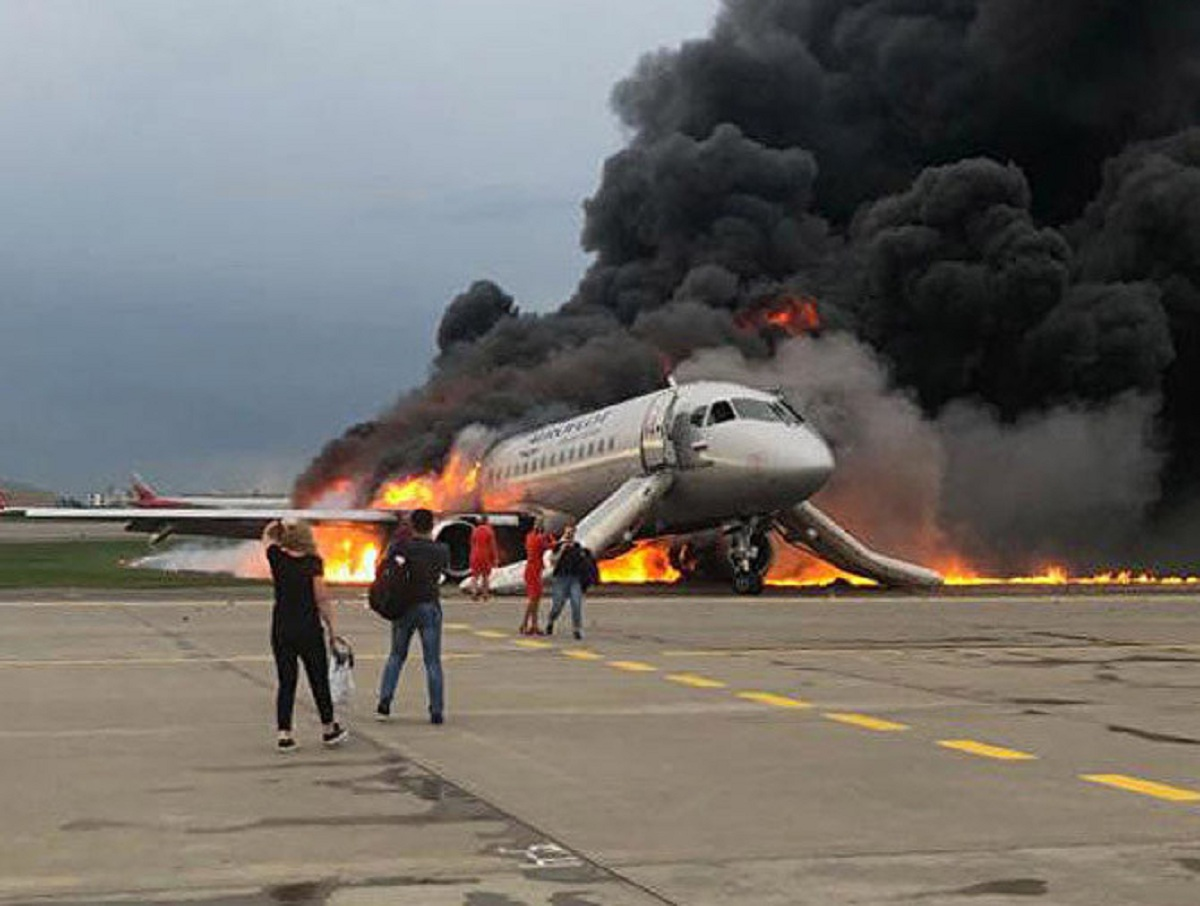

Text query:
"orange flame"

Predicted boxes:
[[597, 538, 1200, 589], [373, 450, 480, 511], [313, 525, 381, 585], [310, 451, 488, 585], [600, 542, 683, 584], [735, 294, 822, 336]]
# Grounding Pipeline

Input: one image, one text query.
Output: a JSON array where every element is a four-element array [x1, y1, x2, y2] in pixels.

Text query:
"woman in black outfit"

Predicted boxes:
[[262, 520, 348, 751]]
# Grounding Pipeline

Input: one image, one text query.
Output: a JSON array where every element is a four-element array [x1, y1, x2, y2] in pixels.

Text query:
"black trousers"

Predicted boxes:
[[272, 627, 334, 731]]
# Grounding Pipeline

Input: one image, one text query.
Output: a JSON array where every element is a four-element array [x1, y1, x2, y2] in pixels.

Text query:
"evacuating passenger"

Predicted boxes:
[[520, 518, 554, 635], [375, 507, 449, 724], [468, 516, 499, 602], [545, 522, 599, 640], [261, 519, 348, 751]]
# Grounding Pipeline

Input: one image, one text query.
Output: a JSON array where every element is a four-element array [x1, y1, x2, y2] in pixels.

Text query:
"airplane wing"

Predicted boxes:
[[2, 506, 401, 541]]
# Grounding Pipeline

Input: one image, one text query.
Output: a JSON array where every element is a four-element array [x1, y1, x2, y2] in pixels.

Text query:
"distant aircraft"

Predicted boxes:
[[129, 473, 290, 510], [4, 381, 941, 593]]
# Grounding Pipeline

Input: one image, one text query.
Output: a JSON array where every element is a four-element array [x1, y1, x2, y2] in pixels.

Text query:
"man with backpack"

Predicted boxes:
[[373, 508, 449, 724]]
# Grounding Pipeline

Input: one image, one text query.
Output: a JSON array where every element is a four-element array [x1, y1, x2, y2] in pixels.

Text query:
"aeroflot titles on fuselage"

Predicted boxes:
[[523, 411, 613, 449]]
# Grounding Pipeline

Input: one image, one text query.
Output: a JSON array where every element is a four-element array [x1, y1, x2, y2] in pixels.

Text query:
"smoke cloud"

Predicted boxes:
[[297, 2, 1200, 573]]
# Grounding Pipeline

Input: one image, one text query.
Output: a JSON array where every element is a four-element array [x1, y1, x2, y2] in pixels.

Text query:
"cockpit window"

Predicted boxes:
[[732, 398, 783, 423], [772, 399, 805, 425], [707, 400, 736, 425], [690, 407, 706, 427]]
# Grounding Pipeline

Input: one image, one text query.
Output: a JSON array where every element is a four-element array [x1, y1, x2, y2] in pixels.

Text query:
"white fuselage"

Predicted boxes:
[[476, 381, 834, 537]]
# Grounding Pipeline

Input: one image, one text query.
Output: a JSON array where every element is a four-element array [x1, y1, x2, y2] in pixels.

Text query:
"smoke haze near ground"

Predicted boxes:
[[298, 1, 1200, 572]]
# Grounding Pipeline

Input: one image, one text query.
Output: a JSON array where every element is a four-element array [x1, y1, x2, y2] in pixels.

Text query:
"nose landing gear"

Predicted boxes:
[[727, 519, 772, 596]]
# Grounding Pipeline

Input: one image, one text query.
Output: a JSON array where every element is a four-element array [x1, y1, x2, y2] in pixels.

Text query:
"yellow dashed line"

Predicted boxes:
[[473, 630, 509, 639], [736, 691, 812, 709], [607, 660, 657, 673], [665, 673, 727, 689], [562, 649, 604, 661], [513, 639, 554, 650], [1081, 774, 1200, 803], [938, 739, 1038, 761], [444, 622, 472, 631], [823, 712, 909, 732]]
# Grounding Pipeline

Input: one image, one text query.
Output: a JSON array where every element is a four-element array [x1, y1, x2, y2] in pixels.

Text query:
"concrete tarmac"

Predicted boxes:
[[3, 588, 1200, 904]]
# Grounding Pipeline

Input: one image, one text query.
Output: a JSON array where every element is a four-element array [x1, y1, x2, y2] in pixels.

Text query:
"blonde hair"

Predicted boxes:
[[279, 520, 318, 556]]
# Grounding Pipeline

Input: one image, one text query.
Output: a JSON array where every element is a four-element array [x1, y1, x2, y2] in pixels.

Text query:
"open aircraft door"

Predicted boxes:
[[639, 388, 678, 473]]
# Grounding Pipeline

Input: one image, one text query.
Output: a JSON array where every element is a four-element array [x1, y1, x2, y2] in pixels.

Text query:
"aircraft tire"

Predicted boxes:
[[732, 570, 765, 596]]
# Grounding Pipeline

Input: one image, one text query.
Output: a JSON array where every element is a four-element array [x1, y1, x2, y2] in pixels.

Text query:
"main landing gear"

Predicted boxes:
[[728, 519, 772, 596]]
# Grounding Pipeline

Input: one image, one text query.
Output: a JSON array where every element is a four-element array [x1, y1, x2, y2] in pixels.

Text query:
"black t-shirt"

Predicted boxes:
[[553, 541, 588, 578], [267, 545, 324, 634], [383, 536, 450, 605]]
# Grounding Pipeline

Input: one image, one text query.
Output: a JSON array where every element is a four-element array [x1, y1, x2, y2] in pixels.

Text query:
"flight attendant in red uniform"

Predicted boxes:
[[520, 519, 554, 634], [468, 516, 499, 602]]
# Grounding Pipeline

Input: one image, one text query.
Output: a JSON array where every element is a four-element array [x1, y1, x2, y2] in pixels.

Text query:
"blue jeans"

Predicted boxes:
[[548, 576, 583, 630], [378, 601, 444, 717]]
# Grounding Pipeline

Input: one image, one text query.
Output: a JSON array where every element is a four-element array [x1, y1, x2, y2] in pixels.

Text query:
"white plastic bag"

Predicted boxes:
[[328, 636, 355, 706]]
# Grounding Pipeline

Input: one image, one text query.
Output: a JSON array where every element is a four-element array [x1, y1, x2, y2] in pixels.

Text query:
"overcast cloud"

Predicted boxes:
[[0, 1, 716, 494]]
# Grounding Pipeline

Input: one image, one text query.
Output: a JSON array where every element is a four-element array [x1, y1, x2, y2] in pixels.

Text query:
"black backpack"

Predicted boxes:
[[368, 547, 417, 620], [580, 547, 601, 591]]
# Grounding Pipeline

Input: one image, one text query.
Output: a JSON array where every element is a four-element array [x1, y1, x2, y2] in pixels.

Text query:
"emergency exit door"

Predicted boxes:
[[639, 389, 678, 472]]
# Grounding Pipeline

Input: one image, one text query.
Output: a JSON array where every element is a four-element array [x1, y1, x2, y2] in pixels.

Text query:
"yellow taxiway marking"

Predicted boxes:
[[562, 649, 604, 661], [736, 691, 812, 709], [473, 630, 509, 639], [823, 712, 910, 732], [444, 622, 472, 631], [938, 739, 1038, 761], [607, 660, 658, 673], [665, 673, 727, 689], [513, 639, 554, 650], [1081, 774, 1200, 803]]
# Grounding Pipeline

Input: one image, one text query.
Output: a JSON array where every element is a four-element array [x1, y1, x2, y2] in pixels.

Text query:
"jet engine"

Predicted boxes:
[[433, 519, 473, 579], [434, 517, 533, 581]]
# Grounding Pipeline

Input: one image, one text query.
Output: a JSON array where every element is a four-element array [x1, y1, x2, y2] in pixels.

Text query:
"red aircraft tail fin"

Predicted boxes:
[[130, 473, 159, 504]]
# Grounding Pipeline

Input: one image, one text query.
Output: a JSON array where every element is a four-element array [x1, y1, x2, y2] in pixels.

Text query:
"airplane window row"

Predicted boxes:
[[486, 436, 618, 483]]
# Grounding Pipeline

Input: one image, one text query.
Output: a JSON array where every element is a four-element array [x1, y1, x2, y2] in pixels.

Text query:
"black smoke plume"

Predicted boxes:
[[298, 1, 1200, 573]]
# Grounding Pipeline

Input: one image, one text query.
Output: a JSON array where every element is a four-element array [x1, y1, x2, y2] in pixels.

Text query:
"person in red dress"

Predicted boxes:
[[468, 516, 499, 602], [520, 518, 554, 634]]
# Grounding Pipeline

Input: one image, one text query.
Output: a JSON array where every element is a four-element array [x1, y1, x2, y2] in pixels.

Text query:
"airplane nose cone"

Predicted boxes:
[[782, 428, 834, 498]]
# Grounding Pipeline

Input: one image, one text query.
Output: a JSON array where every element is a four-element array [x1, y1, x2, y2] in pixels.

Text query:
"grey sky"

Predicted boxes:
[[0, 1, 717, 495]]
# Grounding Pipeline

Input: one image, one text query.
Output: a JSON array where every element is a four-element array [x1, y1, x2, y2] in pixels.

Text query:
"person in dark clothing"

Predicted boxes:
[[545, 522, 597, 640], [376, 508, 450, 724], [262, 519, 348, 752]]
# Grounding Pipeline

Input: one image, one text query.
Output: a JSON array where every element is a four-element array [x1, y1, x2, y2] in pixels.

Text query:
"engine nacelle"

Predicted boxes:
[[433, 519, 473, 579], [435, 517, 534, 580]]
